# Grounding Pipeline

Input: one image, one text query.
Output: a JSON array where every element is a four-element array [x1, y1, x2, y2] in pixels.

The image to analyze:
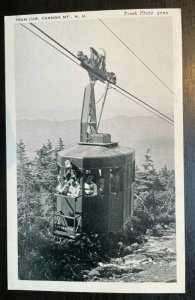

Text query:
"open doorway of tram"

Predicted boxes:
[[54, 161, 107, 239]]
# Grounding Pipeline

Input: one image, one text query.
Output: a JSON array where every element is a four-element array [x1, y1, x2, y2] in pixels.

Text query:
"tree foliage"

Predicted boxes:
[[134, 148, 175, 231]]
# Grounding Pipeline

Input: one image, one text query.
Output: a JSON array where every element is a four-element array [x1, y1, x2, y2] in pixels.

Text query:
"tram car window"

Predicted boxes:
[[110, 167, 124, 194], [97, 168, 107, 196], [98, 177, 105, 196]]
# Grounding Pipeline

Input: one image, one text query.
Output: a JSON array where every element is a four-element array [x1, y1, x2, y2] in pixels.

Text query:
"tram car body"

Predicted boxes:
[[54, 144, 135, 238]]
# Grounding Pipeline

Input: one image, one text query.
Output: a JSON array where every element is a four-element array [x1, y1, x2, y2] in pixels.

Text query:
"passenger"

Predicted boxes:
[[56, 173, 72, 195], [68, 176, 81, 198], [65, 173, 72, 184], [84, 174, 97, 196], [63, 173, 72, 195], [56, 176, 65, 194], [57, 174, 61, 183]]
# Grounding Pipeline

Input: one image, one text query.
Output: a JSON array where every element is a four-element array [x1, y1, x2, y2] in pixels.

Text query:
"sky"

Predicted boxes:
[[14, 16, 174, 121]]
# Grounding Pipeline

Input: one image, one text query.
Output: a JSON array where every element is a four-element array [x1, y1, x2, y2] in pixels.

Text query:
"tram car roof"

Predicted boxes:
[[57, 144, 135, 169]]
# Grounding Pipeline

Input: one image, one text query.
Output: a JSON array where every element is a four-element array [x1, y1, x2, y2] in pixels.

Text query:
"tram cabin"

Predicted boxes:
[[54, 144, 135, 238]]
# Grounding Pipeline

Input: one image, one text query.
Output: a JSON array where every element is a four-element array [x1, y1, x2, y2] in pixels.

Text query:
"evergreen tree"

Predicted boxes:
[[33, 140, 57, 192], [32, 140, 58, 228], [135, 149, 156, 211], [134, 149, 172, 219], [17, 140, 43, 278], [17, 140, 35, 234], [57, 137, 65, 151], [156, 168, 175, 222]]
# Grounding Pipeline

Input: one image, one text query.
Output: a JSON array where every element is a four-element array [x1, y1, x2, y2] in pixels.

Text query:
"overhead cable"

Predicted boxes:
[[113, 83, 174, 123], [30, 23, 79, 61], [20, 24, 80, 67], [99, 19, 174, 95], [109, 85, 174, 126]]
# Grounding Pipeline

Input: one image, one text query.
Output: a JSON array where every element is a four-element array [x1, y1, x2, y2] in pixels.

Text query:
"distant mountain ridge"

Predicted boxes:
[[16, 115, 174, 169]]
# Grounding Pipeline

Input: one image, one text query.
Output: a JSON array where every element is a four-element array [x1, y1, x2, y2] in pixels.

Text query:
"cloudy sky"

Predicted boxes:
[[14, 16, 173, 121]]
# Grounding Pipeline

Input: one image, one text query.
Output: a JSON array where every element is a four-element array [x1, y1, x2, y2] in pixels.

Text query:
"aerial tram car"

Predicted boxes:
[[53, 47, 135, 238]]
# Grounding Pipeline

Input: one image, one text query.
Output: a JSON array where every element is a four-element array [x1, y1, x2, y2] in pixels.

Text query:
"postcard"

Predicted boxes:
[[5, 8, 184, 293]]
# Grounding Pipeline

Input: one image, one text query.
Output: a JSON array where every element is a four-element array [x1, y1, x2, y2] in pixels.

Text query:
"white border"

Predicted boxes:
[[5, 8, 185, 293]]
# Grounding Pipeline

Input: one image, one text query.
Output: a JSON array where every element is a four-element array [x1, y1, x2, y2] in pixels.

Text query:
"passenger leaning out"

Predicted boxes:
[[68, 176, 81, 198], [56, 173, 72, 195]]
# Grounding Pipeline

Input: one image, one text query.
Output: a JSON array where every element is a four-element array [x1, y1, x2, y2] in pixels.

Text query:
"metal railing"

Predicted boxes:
[[53, 194, 82, 238]]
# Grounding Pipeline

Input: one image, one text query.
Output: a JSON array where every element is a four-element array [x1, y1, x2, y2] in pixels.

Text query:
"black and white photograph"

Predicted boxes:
[[5, 9, 184, 293]]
